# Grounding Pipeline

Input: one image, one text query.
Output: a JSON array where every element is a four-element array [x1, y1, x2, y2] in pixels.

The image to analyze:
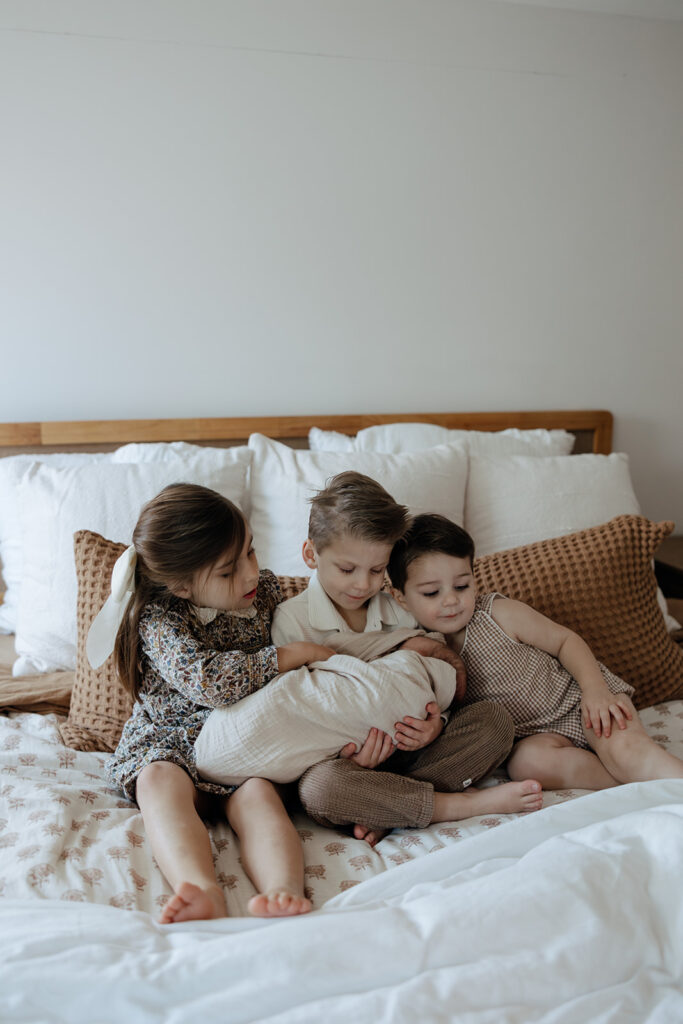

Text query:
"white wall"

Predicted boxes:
[[1, 1, 682, 524]]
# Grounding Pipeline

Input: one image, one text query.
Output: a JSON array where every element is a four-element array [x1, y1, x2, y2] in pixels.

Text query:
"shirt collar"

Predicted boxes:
[[307, 571, 407, 633]]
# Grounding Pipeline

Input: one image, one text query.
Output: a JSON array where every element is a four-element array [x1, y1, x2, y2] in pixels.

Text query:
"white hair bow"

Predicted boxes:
[[86, 545, 137, 669]]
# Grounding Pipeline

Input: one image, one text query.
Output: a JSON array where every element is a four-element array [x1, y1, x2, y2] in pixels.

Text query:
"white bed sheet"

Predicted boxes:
[[1, 703, 683, 1022]]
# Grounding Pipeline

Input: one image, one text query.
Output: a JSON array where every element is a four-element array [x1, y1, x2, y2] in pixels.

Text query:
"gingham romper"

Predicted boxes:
[[460, 593, 635, 749]]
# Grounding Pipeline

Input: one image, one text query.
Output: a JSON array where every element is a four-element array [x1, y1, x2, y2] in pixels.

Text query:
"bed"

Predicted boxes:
[[1, 409, 682, 1023]]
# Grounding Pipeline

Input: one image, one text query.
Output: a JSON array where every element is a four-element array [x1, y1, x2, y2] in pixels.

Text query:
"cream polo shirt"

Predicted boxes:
[[271, 571, 418, 647]]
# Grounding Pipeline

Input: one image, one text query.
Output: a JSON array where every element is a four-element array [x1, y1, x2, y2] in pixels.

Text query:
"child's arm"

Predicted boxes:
[[490, 597, 633, 739], [276, 643, 335, 672], [142, 611, 332, 710]]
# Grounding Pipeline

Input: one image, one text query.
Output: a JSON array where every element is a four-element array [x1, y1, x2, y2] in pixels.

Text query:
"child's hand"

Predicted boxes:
[[399, 637, 467, 702], [581, 688, 633, 738], [276, 643, 335, 673], [394, 702, 443, 751], [339, 728, 395, 768]]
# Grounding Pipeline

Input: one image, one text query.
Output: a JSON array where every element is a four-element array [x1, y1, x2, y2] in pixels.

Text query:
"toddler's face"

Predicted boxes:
[[180, 529, 260, 612], [303, 533, 393, 614], [399, 552, 476, 638]]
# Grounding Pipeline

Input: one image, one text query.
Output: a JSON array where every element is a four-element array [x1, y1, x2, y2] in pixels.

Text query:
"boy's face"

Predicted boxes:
[[398, 552, 476, 637], [302, 534, 393, 615]]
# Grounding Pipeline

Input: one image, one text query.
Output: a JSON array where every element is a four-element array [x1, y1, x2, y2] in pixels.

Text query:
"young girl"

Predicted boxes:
[[388, 514, 683, 792], [87, 483, 334, 924]]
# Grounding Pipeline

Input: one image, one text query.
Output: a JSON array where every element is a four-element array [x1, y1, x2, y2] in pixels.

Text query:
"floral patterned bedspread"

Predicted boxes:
[[1, 702, 682, 917]]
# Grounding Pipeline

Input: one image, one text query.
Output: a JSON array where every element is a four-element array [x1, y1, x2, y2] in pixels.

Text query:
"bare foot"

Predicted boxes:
[[353, 823, 389, 847], [248, 888, 312, 918], [159, 881, 227, 924], [466, 779, 543, 815], [433, 779, 543, 823]]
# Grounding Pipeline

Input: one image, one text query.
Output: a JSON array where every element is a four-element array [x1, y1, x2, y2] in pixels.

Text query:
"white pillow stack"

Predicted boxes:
[[11, 447, 251, 675], [307, 424, 679, 633], [309, 423, 575, 456], [246, 434, 469, 576], [2, 421, 677, 679], [0, 452, 111, 635]]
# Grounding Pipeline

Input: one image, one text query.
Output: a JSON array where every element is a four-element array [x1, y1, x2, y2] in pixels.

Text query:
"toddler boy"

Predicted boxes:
[[272, 472, 541, 843]]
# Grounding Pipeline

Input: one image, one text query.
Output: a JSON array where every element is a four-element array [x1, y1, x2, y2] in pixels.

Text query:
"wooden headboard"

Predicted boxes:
[[0, 410, 612, 455]]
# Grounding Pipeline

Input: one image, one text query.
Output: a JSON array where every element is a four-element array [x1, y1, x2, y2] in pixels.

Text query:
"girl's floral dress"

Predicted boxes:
[[108, 570, 282, 800]]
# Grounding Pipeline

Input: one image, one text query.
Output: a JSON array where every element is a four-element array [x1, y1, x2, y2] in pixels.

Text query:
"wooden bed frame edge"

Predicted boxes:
[[0, 410, 613, 454]]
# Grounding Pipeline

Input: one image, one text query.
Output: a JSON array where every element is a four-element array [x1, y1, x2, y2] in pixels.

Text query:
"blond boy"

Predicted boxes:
[[272, 472, 542, 845]]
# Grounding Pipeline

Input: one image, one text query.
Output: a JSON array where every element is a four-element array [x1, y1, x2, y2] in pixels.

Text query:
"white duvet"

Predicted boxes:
[[2, 781, 683, 1024]]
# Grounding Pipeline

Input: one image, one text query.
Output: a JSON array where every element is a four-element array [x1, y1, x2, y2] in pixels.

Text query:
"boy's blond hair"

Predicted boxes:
[[308, 471, 410, 552]]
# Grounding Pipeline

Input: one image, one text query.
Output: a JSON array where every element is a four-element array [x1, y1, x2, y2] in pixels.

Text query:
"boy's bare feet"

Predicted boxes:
[[353, 823, 389, 847], [160, 881, 227, 924], [471, 778, 543, 814], [247, 888, 313, 918], [432, 779, 543, 823]]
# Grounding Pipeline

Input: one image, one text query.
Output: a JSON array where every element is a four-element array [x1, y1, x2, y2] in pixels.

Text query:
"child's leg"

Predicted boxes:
[[404, 701, 542, 820], [299, 703, 542, 845], [585, 698, 683, 783], [135, 761, 227, 924], [299, 757, 434, 833], [507, 733, 619, 790], [226, 777, 312, 918], [404, 700, 514, 789]]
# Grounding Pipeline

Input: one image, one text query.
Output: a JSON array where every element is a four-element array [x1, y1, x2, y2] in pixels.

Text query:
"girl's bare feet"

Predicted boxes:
[[160, 881, 227, 924], [247, 888, 312, 918], [353, 823, 389, 847]]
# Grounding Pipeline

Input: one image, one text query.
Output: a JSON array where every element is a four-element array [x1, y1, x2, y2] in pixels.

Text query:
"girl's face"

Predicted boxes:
[[178, 529, 260, 612], [398, 551, 476, 639]]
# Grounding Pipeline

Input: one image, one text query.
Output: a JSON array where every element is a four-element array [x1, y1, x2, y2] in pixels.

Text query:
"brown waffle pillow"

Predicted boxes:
[[61, 530, 311, 751], [60, 531, 132, 751], [473, 514, 683, 709]]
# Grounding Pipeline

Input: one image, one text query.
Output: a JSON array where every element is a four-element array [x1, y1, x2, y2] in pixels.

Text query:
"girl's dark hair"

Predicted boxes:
[[388, 514, 475, 592], [115, 483, 246, 700]]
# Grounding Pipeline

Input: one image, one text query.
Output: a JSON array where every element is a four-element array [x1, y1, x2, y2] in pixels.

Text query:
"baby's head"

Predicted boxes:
[[132, 483, 257, 613], [388, 514, 477, 636], [303, 471, 409, 615]]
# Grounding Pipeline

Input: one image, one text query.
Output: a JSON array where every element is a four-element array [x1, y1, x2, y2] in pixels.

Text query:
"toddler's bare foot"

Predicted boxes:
[[469, 779, 543, 815], [353, 823, 389, 847], [159, 881, 227, 924], [248, 888, 312, 918]]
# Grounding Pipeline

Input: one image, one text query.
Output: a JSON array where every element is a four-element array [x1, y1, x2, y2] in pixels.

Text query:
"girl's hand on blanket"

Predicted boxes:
[[399, 637, 467, 702], [339, 728, 395, 768], [276, 643, 335, 673], [394, 702, 443, 751], [581, 687, 633, 738]]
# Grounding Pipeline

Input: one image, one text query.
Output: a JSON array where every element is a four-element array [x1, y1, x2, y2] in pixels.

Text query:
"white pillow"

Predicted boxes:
[[13, 454, 251, 675], [247, 434, 469, 576], [111, 442, 253, 516], [463, 453, 681, 634], [309, 423, 575, 456], [195, 648, 457, 786], [0, 452, 111, 634], [464, 453, 640, 557]]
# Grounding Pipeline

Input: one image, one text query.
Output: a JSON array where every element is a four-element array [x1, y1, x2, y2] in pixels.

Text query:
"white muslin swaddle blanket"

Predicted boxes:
[[194, 628, 458, 786]]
